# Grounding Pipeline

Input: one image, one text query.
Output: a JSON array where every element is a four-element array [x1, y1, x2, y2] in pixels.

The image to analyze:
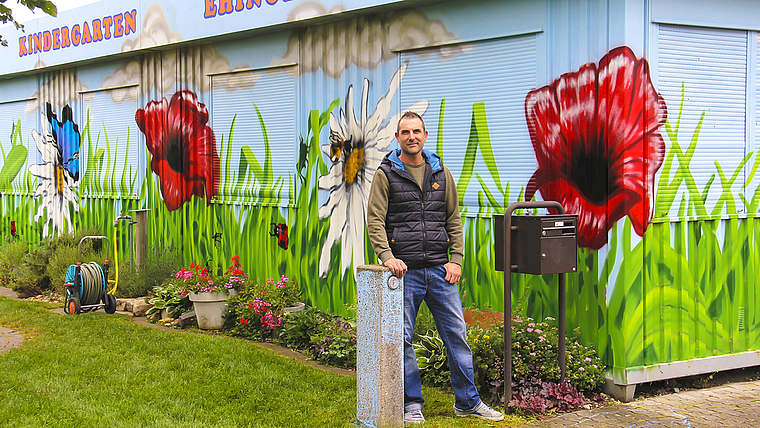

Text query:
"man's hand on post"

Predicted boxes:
[[383, 258, 407, 278], [444, 262, 461, 284]]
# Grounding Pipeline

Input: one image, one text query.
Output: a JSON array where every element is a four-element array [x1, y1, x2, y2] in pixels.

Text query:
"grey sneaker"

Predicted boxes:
[[454, 402, 504, 421], [404, 408, 425, 424]]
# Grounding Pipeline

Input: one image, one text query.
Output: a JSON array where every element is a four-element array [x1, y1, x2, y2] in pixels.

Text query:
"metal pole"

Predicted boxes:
[[559, 271, 566, 383], [503, 201, 564, 403], [130, 209, 150, 267], [115, 215, 135, 267]]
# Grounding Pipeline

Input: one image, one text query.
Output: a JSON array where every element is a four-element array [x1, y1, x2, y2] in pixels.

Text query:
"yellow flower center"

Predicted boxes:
[[343, 148, 365, 185], [55, 164, 65, 195]]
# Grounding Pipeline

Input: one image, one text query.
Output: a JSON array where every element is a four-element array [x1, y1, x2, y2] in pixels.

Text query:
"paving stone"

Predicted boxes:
[[530, 374, 760, 428]]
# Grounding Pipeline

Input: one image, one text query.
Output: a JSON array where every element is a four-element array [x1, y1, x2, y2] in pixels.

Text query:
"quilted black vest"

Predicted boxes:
[[378, 150, 450, 268]]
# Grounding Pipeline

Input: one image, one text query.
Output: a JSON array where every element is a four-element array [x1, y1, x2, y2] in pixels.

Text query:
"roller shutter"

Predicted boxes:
[[211, 65, 297, 206], [400, 34, 539, 214], [80, 85, 140, 198], [656, 25, 749, 218]]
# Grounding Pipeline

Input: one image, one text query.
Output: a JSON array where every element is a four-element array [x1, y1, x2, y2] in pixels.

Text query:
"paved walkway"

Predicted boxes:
[[531, 378, 760, 427], [0, 286, 23, 353]]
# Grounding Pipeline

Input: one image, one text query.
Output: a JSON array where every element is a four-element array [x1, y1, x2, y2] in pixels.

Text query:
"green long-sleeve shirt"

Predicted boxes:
[[366, 161, 464, 266]]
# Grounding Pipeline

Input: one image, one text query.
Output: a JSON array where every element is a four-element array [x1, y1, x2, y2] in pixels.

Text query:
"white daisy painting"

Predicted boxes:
[[29, 104, 81, 236], [318, 64, 428, 278]]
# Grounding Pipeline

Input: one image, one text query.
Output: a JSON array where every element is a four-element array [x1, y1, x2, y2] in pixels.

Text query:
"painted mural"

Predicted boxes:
[[1, 0, 759, 381], [30, 104, 82, 235]]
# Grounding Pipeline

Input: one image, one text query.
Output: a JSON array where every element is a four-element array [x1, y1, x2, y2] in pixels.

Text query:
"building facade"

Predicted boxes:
[[1, 0, 759, 392]]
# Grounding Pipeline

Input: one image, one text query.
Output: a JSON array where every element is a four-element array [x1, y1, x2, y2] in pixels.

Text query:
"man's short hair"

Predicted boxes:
[[397, 111, 426, 132]]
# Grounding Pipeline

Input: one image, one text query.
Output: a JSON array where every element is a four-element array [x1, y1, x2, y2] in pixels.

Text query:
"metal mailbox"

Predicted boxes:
[[494, 214, 578, 274]]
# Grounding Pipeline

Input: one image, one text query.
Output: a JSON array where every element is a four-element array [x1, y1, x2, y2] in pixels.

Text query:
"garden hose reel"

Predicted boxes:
[[63, 236, 117, 315]]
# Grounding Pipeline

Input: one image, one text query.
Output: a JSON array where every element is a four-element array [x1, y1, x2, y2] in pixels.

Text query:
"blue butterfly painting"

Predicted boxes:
[[46, 103, 80, 182]]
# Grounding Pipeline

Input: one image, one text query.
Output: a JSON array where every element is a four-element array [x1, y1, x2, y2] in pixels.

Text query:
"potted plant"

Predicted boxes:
[[179, 256, 246, 330]]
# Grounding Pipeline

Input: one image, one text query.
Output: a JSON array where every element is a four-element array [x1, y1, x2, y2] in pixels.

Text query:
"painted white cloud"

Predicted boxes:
[[101, 4, 252, 103], [120, 4, 182, 51], [273, 6, 465, 78], [25, 68, 93, 113]]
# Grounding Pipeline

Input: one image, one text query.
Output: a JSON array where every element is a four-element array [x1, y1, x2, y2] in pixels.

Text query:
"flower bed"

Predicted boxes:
[[149, 262, 604, 410]]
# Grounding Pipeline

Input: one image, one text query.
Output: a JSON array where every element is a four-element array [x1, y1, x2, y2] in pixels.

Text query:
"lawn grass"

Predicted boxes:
[[0, 297, 526, 427]]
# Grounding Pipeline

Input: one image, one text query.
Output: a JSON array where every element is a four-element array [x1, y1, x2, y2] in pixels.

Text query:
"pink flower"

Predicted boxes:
[[251, 299, 270, 314], [260, 311, 282, 328]]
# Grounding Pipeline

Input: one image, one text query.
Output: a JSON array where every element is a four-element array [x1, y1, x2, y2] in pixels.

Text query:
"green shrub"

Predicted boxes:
[[114, 246, 183, 298], [414, 330, 451, 388], [0, 239, 29, 290], [0, 227, 107, 297], [279, 306, 331, 350], [416, 315, 605, 410], [146, 281, 193, 318], [310, 317, 357, 369]]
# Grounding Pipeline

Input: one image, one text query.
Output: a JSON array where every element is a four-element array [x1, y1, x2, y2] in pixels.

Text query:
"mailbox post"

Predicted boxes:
[[494, 201, 577, 402]]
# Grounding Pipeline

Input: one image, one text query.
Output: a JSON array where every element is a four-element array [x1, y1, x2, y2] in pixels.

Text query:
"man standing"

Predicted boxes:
[[367, 111, 504, 423]]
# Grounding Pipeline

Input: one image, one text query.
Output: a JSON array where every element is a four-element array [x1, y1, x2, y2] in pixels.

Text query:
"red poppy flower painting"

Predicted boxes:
[[524, 46, 667, 250], [135, 90, 220, 211]]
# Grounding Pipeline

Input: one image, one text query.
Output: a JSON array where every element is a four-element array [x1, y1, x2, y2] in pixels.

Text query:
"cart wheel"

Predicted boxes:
[[67, 297, 81, 315], [104, 294, 117, 314]]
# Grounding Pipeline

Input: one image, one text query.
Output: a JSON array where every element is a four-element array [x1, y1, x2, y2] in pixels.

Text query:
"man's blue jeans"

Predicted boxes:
[[403, 264, 481, 412]]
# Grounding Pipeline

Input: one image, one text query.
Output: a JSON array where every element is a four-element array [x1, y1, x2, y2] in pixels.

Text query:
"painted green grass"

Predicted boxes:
[[0, 298, 524, 427], [465, 84, 760, 372], [0, 120, 43, 247], [5, 84, 759, 375]]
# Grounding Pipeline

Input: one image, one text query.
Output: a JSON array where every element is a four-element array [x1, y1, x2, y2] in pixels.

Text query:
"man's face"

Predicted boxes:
[[395, 117, 428, 158]]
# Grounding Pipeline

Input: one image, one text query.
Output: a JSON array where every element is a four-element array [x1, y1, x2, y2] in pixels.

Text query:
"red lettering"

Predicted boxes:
[[72, 25, 81, 46], [52, 29, 61, 50], [18, 37, 27, 57], [219, 0, 233, 15], [92, 19, 103, 42], [61, 26, 71, 48], [102, 16, 113, 39], [114, 14, 123, 37], [125, 10, 136, 35], [204, 0, 217, 18], [246, 0, 261, 8]]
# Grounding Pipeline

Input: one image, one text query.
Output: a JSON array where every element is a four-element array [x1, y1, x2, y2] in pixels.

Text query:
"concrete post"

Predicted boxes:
[[130, 209, 150, 267], [356, 265, 404, 428]]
